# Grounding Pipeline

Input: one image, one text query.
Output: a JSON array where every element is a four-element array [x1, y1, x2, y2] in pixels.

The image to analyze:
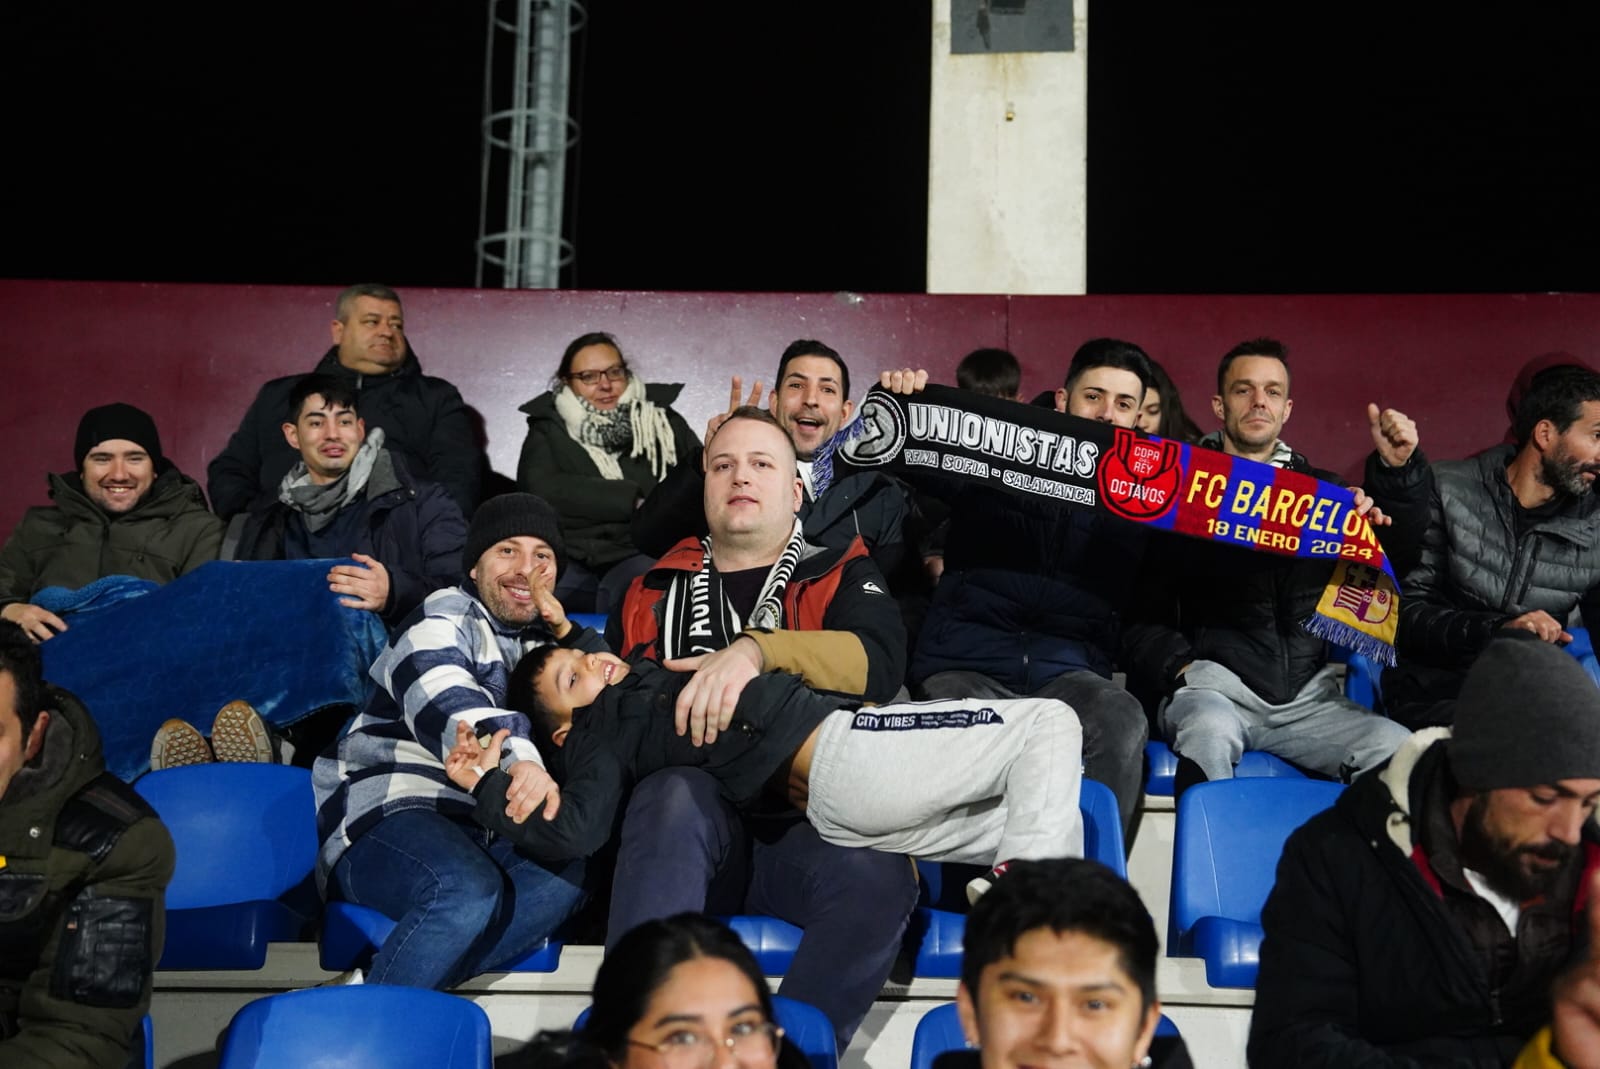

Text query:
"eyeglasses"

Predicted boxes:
[[627, 1022, 784, 1068], [570, 365, 629, 386]]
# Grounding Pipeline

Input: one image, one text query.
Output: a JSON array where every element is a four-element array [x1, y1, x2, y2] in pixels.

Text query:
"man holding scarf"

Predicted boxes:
[[608, 405, 913, 1053], [1124, 338, 1423, 787], [223, 373, 467, 627]]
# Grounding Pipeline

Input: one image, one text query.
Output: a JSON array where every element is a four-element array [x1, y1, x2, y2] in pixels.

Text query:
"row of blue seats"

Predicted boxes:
[[135, 763, 1128, 979], [150, 982, 1177, 1068]]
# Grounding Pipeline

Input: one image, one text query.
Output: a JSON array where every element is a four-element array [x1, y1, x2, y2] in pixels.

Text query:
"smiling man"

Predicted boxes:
[[0, 402, 223, 642], [311, 492, 608, 989], [224, 374, 466, 627], [954, 859, 1192, 1069], [207, 283, 483, 520], [1387, 364, 1600, 727], [1252, 634, 1600, 1066]]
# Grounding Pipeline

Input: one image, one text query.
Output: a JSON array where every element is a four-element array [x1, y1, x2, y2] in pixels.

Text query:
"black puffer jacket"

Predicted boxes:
[[912, 484, 1145, 689], [207, 346, 483, 520], [1249, 732, 1597, 1067], [1123, 445, 1430, 706], [1386, 446, 1600, 716]]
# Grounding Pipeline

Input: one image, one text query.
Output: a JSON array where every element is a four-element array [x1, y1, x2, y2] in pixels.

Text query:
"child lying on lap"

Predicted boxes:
[[445, 646, 1085, 885]]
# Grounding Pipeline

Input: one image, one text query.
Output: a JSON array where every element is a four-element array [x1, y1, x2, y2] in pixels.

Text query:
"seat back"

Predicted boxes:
[[575, 995, 836, 1069], [1170, 778, 1343, 945], [1079, 778, 1126, 877], [135, 763, 317, 909], [219, 986, 490, 1069]]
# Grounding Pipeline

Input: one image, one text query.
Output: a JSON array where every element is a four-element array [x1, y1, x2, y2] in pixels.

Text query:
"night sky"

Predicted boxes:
[[5, 4, 1599, 295]]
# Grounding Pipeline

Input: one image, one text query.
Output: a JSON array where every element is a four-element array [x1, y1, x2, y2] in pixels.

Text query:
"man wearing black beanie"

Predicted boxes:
[[0, 402, 223, 642], [311, 492, 609, 989], [1251, 632, 1600, 1067]]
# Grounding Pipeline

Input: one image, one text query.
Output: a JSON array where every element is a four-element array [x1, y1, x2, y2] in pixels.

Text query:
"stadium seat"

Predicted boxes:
[[1341, 651, 1385, 710], [1168, 778, 1344, 988], [569, 612, 608, 634], [575, 994, 837, 1069], [909, 1002, 1179, 1069], [135, 763, 317, 969], [217, 985, 490, 1069], [319, 901, 563, 973], [1143, 740, 1306, 796], [903, 778, 1124, 979], [137, 1015, 153, 1069]]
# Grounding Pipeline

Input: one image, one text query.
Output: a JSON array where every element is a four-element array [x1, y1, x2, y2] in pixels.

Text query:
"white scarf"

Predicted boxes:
[[554, 376, 678, 480]]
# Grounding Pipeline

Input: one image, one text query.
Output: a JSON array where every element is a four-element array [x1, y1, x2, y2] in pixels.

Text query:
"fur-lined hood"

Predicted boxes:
[[1375, 726, 1453, 856]]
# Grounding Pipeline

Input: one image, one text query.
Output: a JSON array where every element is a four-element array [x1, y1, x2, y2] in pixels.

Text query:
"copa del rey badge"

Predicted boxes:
[[1097, 428, 1183, 521]]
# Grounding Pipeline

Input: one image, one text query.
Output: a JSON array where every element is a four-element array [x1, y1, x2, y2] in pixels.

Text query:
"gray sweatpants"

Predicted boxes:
[[1160, 659, 1412, 782], [803, 696, 1083, 866]]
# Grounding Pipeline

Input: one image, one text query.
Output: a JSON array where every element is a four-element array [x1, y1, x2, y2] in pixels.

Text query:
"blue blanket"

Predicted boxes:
[[41, 560, 388, 780]]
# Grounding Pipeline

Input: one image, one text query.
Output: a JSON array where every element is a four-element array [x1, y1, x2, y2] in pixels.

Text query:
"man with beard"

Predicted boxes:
[[1386, 364, 1600, 727], [0, 403, 223, 642], [1250, 634, 1600, 1067], [312, 493, 607, 988]]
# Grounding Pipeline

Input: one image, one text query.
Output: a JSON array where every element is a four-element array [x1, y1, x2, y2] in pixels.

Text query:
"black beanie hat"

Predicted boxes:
[[462, 493, 566, 578], [1449, 631, 1600, 791], [74, 403, 164, 470]]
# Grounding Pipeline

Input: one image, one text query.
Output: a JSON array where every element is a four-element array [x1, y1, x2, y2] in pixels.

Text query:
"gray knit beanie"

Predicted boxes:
[[1449, 632, 1600, 790], [462, 493, 566, 578]]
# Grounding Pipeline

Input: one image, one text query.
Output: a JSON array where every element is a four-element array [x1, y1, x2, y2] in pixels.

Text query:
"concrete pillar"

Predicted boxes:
[[926, 1, 1089, 295]]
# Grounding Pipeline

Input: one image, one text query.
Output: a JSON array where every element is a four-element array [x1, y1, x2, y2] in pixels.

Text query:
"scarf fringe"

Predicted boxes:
[[555, 379, 679, 481], [1302, 613, 1398, 667]]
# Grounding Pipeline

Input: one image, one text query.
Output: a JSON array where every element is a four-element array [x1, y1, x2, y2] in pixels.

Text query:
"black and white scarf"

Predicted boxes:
[[657, 519, 807, 658]]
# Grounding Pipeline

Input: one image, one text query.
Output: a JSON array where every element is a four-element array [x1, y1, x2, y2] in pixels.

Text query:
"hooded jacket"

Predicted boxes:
[[206, 345, 482, 521], [614, 533, 906, 703], [0, 466, 222, 608], [0, 686, 174, 1067], [515, 384, 701, 570], [467, 661, 848, 861], [1249, 730, 1599, 1067], [229, 449, 467, 625], [1386, 445, 1600, 720]]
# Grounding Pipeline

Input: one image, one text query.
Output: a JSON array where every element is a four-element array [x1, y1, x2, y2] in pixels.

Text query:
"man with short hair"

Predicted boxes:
[[609, 405, 914, 1051], [227, 373, 467, 626], [311, 492, 606, 989], [954, 858, 1193, 1069], [1387, 364, 1600, 727], [208, 283, 483, 520], [955, 348, 1023, 401], [1251, 634, 1600, 1065], [0, 621, 175, 1067], [911, 340, 1159, 833], [633, 339, 913, 584], [0, 402, 223, 642], [1125, 338, 1421, 786]]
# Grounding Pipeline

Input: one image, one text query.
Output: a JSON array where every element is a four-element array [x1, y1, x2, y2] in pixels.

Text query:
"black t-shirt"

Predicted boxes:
[[718, 565, 770, 623]]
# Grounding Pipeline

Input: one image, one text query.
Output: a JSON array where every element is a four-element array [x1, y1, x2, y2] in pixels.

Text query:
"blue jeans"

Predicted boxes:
[[330, 808, 586, 988], [607, 768, 918, 1051]]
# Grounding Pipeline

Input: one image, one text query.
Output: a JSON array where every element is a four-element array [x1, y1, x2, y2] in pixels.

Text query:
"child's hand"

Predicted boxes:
[[444, 722, 507, 790]]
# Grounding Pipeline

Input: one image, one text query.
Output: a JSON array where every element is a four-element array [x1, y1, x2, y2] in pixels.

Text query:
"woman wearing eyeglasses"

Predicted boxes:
[[527, 914, 809, 1069], [517, 332, 701, 615]]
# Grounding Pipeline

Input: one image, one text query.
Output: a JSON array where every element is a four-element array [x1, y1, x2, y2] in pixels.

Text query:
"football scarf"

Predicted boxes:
[[835, 384, 1400, 665], [659, 519, 807, 658]]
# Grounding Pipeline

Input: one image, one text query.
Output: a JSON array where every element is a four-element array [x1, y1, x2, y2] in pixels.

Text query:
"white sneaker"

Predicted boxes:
[[150, 719, 214, 770], [211, 700, 276, 763], [966, 861, 1012, 906], [317, 967, 364, 988]]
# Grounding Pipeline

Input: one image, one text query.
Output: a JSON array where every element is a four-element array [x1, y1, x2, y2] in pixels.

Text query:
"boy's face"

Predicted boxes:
[[537, 649, 631, 729]]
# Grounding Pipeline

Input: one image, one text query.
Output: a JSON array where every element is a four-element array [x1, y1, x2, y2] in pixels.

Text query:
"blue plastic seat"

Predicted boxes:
[[1169, 778, 1344, 988], [218, 985, 490, 1069], [1342, 651, 1385, 710], [319, 900, 563, 973], [575, 994, 836, 1069], [909, 1002, 1178, 1069], [134, 763, 317, 969], [1143, 740, 1307, 796], [903, 778, 1125, 978], [137, 1015, 153, 1069]]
